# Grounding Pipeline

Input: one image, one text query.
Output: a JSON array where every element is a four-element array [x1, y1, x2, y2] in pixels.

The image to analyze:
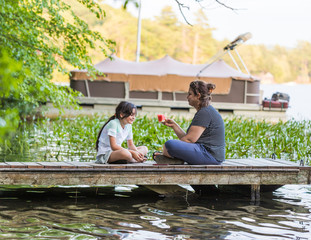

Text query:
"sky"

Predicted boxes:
[[105, 0, 311, 48]]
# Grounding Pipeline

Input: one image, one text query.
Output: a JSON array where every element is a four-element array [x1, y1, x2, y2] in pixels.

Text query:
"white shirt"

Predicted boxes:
[[97, 118, 133, 157]]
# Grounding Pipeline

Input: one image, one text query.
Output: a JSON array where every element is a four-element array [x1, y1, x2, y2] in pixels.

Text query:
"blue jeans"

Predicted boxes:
[[165, 139, 221, 165]]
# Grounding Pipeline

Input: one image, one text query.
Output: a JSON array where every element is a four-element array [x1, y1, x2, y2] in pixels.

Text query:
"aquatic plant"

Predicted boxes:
[[0, 114, 310, 164]]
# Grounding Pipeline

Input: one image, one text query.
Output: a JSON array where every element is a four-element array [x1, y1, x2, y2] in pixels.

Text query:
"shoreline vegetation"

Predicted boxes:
[[1, 115, 310, 164]]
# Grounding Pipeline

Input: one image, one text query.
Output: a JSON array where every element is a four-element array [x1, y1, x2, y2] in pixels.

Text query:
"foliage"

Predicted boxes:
[[0, 49, 23, 144], [0, 0, 115, 143], [1, 115, 310, 164], [225, 117, 311, 160]]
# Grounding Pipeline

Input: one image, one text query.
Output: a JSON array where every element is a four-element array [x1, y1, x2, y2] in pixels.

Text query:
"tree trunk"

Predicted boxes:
[[192, 32, 199, 64]]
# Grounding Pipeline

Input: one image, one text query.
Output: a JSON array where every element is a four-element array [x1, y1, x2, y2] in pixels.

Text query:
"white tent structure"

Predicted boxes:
[[71, 55, 259, 96]]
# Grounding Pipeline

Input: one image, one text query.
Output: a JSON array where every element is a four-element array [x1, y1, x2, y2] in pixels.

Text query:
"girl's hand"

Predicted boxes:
[[131, 151, 146, 162]]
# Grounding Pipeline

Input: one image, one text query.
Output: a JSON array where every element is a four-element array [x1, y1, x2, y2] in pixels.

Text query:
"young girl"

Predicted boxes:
[[95, 101, 148, 164]]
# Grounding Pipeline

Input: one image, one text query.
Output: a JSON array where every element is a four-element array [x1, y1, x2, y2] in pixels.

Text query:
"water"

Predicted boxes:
[[0, 185, 311, 239], [261, 83, 311, 121]]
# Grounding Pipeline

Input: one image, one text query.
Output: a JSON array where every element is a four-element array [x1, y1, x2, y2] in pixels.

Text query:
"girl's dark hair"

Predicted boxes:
[[189, 80, 215, 109], [96, 101, 137, 151]]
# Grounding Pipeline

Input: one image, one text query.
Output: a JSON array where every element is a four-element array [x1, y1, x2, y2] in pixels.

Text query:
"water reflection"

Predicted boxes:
[[0, 185, 310, 239]]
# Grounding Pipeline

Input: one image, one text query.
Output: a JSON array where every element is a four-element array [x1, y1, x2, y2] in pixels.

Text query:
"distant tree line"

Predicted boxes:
[[67, 3, 311, 84]]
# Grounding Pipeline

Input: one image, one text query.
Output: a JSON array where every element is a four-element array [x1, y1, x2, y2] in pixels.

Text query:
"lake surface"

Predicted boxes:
[[1, 184, 311, 239]]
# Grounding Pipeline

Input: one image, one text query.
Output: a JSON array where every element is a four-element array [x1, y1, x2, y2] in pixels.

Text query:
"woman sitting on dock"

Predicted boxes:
[[156, 80, 225, 165], [95, 101, 148, 164]]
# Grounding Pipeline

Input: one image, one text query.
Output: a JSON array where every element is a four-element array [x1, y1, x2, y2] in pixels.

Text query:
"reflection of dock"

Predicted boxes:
[[0, 158, 309, 199]]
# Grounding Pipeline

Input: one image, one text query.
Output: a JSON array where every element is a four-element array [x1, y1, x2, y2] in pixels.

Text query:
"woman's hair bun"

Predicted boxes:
[[206, 83, 216, 94]]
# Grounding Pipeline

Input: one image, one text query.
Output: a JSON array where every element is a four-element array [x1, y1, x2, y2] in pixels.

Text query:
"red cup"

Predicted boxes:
[[157, 114, 165, 122]]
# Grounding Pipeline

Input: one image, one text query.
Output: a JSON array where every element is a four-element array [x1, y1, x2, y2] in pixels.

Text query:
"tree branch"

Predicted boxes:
[[215, 0, 238, 11], [174, 0, 193, 26], [174, 0, 240, 25]]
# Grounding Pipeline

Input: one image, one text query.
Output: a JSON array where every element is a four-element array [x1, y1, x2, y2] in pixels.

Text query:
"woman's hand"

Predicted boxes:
[[131, 150, 146, 162], [162, 118, 177, 128], [162, 118, 186, 139]]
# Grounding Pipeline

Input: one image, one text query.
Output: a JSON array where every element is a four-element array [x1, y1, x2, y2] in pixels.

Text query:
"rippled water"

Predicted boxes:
[[1, 185, 310, 239]]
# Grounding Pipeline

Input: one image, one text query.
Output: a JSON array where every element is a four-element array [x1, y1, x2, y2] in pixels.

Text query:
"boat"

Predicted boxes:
[[262, 92, 290, 110]]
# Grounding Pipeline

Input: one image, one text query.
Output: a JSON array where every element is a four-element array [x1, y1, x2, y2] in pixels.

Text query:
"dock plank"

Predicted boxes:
[[224, 159, 250, 166], [226, 158, 288, 167], [37, 162, 61, 168], [69, 161, 94, 168], [263, 158, 299, 166], [25, 162, 44, 169], [55, 162, 77, 169], [0, 158, 310, 188], [4, 162, 27, 168], [222, 161, 240, 166], [0, 162, 10, 168]]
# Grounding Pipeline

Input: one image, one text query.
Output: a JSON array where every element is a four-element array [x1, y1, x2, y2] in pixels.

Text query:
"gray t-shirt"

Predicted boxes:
[[187, 105, 225, 161]]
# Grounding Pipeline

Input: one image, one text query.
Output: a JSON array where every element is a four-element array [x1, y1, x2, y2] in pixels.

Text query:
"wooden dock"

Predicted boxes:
[[0, 158, 310, 199]]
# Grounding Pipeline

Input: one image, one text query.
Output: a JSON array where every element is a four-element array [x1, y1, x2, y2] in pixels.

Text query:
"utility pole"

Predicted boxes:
[[135, 0, 142, 62]]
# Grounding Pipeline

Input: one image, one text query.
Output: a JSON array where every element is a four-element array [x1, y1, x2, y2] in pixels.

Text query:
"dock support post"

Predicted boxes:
[[251, 184, 260, 202]]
